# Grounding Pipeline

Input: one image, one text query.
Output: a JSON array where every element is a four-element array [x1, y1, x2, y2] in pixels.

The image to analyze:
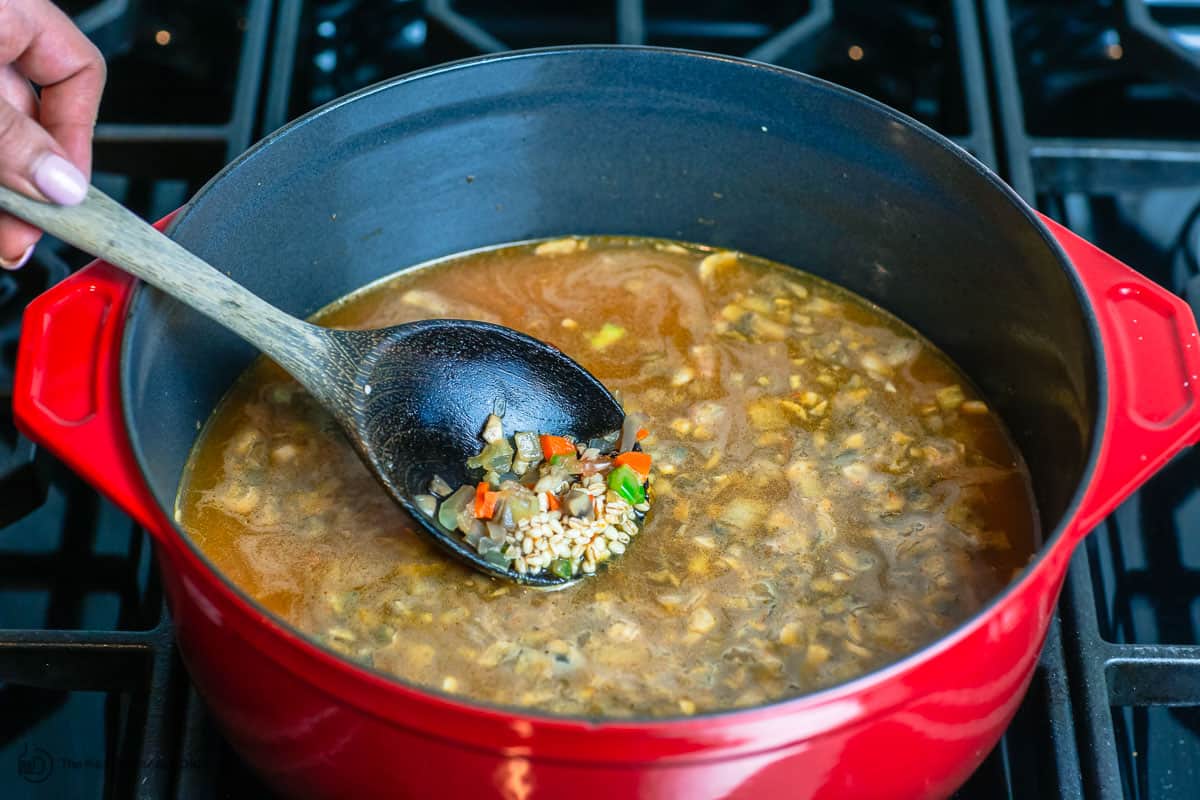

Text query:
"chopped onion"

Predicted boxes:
[[467, 439, 514, 473], [437, 485, 474, 530], [495, 497, 514, 527], [481, 413, 504, 443], [514, 431, 542, 462], [413, 494, 438, 518], [486, 521, 508, 544], [483, 549, 509, 567], [456, 502, 480, 535], [534, 470, 569, 494], [507, 491, 539, 523], [428, 474, 453, 497], [547, 454, 582, 475], [618, 413, 645, 452]]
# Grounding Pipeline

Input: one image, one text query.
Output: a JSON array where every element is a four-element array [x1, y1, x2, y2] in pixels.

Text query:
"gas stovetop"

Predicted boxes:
[[4, 2, 1200, 798]]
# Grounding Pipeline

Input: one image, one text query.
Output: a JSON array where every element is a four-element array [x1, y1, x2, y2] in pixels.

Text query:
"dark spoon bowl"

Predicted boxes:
[[344, 318, 625, 587]]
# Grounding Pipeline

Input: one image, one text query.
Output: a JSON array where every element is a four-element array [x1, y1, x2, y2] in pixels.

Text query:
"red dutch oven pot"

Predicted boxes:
[[12, 47, 1200, 799]]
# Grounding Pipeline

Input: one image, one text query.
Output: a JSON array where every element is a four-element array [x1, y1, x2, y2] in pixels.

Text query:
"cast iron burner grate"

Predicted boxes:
[[1, 2, 1199, 798]]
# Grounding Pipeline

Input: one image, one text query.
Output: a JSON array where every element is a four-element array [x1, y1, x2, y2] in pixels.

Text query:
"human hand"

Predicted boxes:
[[0, 0, 105, 269]]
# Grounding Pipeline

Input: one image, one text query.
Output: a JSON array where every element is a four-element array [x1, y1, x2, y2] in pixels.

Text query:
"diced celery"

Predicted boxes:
[[437, 485, 474, 530], [607, 464, 646, 505], [483, 550, 510, 568], [507, 492, 539, 523], [466, 439, 514, 473]]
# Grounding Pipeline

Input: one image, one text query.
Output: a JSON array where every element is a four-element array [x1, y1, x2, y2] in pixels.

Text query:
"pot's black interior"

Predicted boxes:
[[123, 47, 1097, 555]]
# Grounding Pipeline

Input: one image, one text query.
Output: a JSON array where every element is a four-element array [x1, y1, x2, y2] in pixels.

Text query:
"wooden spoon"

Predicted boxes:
[[0, 185, 624, 588]]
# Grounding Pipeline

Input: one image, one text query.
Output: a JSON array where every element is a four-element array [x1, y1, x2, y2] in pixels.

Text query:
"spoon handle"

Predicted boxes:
[[0, 184, 337, 395]]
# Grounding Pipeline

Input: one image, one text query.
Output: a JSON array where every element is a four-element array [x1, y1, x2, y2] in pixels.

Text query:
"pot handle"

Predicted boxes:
[[12, 219, 176, 537], [1041, 215, 1200, 534]]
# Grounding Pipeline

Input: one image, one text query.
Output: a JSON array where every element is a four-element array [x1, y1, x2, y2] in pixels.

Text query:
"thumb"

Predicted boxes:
[[0, 94, 88, 206]]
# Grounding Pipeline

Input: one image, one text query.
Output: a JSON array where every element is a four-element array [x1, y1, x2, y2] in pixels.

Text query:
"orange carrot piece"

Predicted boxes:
[[636, 427, 649, 441], [544, 492, 561, 511], [474, 481, 500, 519], [613, 451, 652, 479], [540, 434, 576, 460]]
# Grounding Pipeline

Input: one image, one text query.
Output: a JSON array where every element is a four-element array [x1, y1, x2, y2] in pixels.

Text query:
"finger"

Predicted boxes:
[[0, 87, 87, 208], [0, 64, 38, 118], [0, 0, 105, 175], [0, 216, 39, 267], [0, 64, 42, 263], [0, 90, 50, 262]]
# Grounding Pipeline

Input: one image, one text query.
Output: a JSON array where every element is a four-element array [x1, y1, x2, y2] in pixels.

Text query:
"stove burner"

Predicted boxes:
[[1009, 0, 1200, 138], [0, 257, 67, 528], [281, 1, 984, 149]]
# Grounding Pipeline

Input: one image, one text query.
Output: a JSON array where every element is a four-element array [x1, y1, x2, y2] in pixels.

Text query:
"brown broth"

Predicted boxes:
[[176, 237, 1037, 717]]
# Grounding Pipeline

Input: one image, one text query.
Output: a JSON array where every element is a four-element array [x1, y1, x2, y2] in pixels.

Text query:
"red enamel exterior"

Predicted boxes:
[[13, 215, 1200, 799]]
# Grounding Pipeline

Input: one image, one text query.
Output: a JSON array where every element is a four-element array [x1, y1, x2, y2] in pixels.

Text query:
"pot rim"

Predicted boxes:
[[120, 44, 1107, 736]]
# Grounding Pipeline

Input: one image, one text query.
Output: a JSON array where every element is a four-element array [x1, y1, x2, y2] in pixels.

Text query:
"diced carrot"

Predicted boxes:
[[544, 492, 561, 511], [540, 434, 576, 460], [474, 481, 500, 519], [614, 451, 652, 479], [636, 427, 649, 441], [474, 481, 488, 517]]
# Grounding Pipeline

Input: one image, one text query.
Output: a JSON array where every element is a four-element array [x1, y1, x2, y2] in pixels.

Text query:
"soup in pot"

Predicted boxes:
[[175, 237, 1037, 717]]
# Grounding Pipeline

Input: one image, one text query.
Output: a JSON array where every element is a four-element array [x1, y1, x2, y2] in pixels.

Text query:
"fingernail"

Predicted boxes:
[[0, 243, 34, 270], [33, 154, 88, 205]]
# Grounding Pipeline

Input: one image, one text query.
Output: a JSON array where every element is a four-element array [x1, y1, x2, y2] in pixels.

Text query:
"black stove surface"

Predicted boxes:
[[2, 2, 1200, 798]]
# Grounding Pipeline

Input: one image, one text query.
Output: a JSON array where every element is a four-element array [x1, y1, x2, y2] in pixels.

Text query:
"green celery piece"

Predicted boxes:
[[607, 464, 645, 505], [483, 550, 510, 567]]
